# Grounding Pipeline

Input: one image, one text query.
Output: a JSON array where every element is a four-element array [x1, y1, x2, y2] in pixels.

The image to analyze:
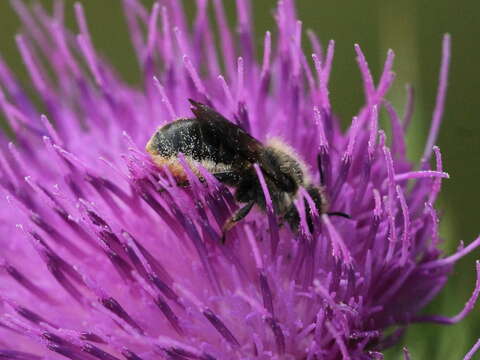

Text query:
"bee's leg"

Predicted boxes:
[[221, 200, 255, 243], [175, 180, 190, 187], [213, 172, 240, 186]]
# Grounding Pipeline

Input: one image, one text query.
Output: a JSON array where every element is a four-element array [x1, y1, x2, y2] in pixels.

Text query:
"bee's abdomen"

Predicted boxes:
[[147, 118, 242, 165], [147, 119, 202, 159]]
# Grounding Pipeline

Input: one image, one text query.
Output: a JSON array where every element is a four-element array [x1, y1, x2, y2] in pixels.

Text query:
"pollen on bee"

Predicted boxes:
[[147, 141, 231, 186], [148, 154, 190, 183], [145, 131, 159, 156]]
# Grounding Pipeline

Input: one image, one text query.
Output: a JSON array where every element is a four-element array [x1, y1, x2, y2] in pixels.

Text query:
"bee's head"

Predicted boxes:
[[264, 138, 311, 193]]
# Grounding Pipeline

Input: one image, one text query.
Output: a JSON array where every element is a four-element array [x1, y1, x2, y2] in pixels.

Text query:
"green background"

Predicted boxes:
[[0, 1, 478, 358]]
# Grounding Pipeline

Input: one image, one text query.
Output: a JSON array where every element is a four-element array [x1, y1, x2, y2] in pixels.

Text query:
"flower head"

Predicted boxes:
[[0, 1, 478, 359]]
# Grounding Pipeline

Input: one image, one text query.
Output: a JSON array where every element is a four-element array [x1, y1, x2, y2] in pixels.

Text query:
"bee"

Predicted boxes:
[[146, 99, 348, 241]]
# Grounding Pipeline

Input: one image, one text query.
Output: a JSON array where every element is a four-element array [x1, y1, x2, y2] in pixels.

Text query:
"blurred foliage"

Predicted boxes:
[[0, 1, 478, 358]]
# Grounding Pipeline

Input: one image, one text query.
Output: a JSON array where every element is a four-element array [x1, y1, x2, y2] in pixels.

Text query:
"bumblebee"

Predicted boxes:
[[146, 100, 347, 241]]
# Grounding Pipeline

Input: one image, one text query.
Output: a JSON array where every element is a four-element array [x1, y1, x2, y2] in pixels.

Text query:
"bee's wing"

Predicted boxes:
[[188, 99, 264, 163], [189, 100, 295, 191]]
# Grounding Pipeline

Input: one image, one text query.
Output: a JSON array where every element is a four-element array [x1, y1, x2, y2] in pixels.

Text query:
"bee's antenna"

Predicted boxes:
[[317, 153, 325, 186], [327, 211, 351, 219]]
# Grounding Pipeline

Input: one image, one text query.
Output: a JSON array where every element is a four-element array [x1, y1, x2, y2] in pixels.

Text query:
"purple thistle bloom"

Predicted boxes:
[[0, 0, 479, 359]]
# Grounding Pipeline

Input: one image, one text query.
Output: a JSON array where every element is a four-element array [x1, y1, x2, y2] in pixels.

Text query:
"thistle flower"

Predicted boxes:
[[0, 1, 478, 359]]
